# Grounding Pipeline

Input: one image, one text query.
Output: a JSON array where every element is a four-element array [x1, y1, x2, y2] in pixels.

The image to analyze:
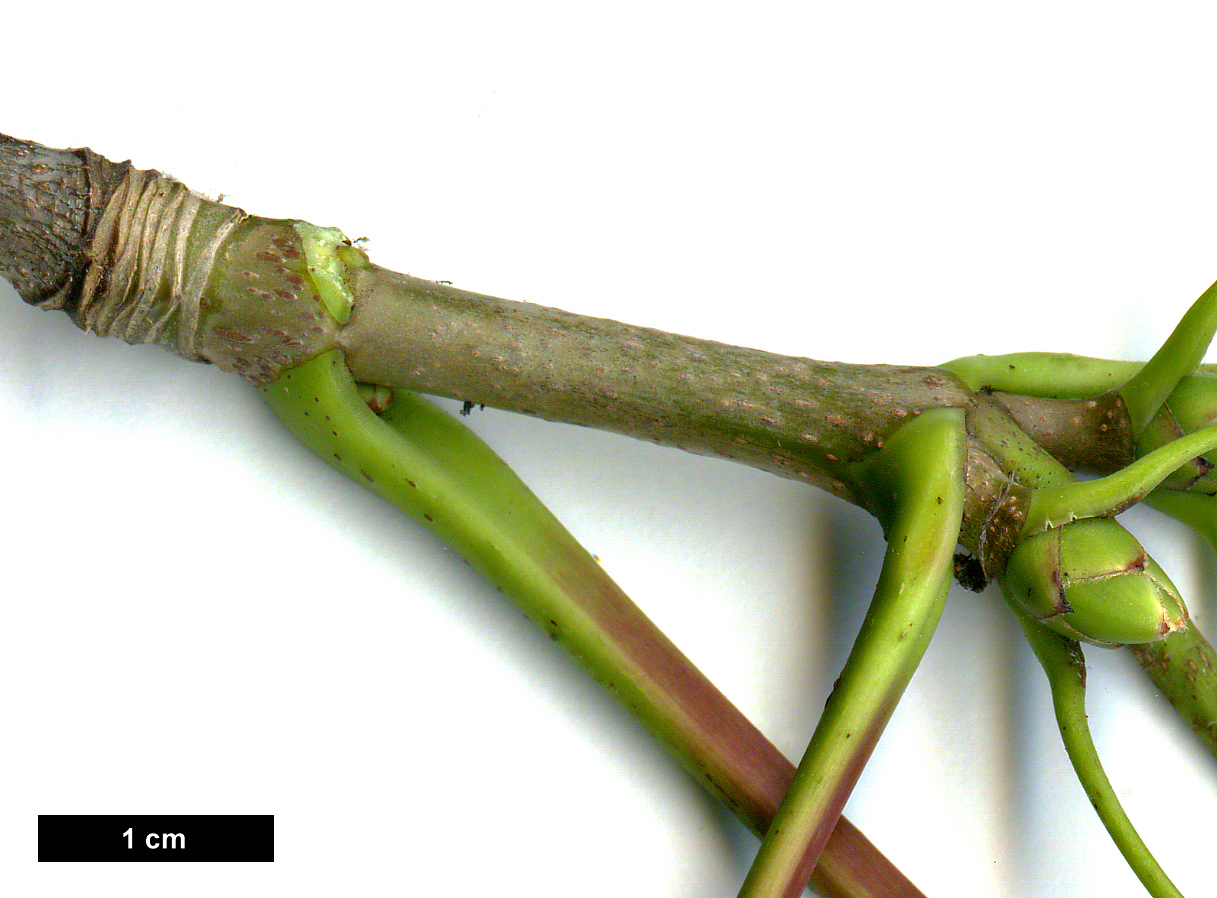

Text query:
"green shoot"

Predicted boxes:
[[1119, 279, 1217, 437]]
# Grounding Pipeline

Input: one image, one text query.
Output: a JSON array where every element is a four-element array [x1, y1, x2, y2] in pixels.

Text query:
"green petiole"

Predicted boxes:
[[736, 408, 965, 898], [941, 351, 1142, 398], [1129, 622, 1217, 759], [260, 349, 923, 898], [1118, 278, 1217, 437], [941, 276, 1217, 439], [1007, 601, 1185, 898], [1023, 424, 1217, 535]]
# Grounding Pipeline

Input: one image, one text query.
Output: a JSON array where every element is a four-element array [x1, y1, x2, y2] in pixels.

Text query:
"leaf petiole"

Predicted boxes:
[[736, 408, 966, 897], [1006, 600, 1185, 898], [260, 349, 925, 898]]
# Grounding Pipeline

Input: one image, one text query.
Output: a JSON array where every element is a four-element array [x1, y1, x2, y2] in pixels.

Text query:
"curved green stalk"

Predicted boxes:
[[942, 278, 1217, 441], [1024, 424, 1217, 535], [736, 408, 965, 898], [1007, 601, 1185, 898], [941, 352, 1141, 397], [941, 352, 1217, 487], [965, 399, 1075, 486], [260, 349, 924, 898], [1119, 278, 1217, 436]]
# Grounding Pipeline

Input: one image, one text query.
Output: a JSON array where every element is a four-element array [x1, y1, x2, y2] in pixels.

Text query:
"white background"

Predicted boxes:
[[3, 3, 1217, 896]]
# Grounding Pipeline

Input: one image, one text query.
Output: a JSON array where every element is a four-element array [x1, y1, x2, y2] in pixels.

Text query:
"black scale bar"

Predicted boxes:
[[38, 815, 273, 862]]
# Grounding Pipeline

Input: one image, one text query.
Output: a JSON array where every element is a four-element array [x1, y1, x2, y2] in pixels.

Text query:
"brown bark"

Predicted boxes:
[[0, 132, 126, 306]]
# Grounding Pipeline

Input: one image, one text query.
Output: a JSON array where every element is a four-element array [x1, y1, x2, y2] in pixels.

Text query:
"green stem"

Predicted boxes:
[[1130, 622, 1217, 759], [941, 351, 1141, 397], [943, 278, 1217, 447], [1119, 278, 1217, 437], [1008, 601, 1185, 898], [260, 349, 925, 898], [1023, 425, 1217, 535], [736, 408, 965, 898]]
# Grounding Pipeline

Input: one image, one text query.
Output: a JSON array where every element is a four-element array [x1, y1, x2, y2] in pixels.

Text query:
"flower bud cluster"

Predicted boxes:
[[1003, 518, 1187, 647]]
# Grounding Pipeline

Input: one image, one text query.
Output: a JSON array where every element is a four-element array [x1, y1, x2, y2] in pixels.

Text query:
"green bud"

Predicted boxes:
[[1002, 518, 1188, 647]]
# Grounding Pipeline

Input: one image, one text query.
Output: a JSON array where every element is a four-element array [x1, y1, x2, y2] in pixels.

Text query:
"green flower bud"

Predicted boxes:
[[1002, 518, 1188, 646]]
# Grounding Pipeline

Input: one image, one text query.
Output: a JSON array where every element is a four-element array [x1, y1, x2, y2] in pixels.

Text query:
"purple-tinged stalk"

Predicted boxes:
[[262, 349, 926, 898]]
